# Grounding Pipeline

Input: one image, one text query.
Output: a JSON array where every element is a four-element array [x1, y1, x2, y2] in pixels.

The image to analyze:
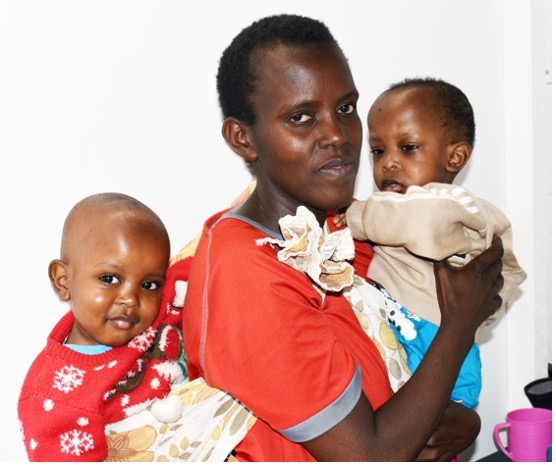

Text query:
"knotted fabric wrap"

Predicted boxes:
[[256, 206, 355, 293]]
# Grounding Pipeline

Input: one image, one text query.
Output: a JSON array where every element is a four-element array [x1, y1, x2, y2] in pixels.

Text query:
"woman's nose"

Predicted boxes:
[[319, 114, 347, 148]]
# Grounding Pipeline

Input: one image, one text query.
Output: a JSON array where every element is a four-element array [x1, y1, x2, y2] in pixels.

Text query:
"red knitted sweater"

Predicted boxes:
[[18, 258, 191, 461]]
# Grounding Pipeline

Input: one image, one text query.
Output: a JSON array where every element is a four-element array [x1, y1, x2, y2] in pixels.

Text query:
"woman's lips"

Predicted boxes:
[[318, 158, 355, 178]]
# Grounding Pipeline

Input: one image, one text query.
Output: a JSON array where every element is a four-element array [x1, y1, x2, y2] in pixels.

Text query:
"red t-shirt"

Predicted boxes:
[[183, 209, 392, 461]]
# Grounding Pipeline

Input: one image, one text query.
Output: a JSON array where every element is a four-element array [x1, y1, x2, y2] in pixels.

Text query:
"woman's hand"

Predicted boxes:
[[434, 234, 504, 338], [416, 402, 480, 461]]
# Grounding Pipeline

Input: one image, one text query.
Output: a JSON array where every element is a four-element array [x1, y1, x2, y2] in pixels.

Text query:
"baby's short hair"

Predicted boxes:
[[387, 77, 476, 148], [216, 14, 339, 125]]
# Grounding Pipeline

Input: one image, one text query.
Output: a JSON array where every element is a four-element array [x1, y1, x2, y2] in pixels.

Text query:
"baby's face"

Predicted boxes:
[[64, 215, 169, 347], [368, 87, 455, 193]]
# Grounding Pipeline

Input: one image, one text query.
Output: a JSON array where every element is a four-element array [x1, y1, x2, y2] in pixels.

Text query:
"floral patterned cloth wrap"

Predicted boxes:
[[104, 377, 255, 461]]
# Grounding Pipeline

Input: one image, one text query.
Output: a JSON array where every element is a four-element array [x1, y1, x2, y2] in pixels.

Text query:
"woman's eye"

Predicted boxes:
[[99, 274, 120, 285], [290, 113, 311, 123], [339, 103, 355, 114], [142, 281, 161, 291]]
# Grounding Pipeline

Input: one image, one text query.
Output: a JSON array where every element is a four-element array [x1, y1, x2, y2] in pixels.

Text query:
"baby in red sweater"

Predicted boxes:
[[18, 192, 187, 461]]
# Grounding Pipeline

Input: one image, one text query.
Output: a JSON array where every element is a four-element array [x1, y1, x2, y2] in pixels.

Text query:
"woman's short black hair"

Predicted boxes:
[[216, 14, 339, 125], [387, 77, 476, 148]]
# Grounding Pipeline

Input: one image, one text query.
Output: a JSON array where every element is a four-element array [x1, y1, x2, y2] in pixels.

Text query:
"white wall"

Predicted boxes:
[[502, 0, 552, 411], [0, 0, 550, 462]]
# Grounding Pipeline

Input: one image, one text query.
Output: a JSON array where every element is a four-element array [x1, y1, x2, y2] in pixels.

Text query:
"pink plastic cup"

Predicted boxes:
[[493, 407, 552, 462]]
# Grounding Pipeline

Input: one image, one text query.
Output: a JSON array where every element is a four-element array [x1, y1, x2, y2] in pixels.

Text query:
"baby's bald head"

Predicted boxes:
[[60, 193, 169, 264]]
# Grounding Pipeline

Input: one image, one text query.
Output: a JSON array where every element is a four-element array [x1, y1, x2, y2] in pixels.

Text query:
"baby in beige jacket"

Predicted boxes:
[[336, 77, 526, 408]]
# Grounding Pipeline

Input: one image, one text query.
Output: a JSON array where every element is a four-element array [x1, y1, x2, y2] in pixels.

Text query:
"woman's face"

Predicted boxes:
[[246, 43, 362, 222]]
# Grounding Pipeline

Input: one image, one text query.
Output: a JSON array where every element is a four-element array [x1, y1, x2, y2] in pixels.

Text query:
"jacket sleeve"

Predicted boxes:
[[346, 183, 487, 261]]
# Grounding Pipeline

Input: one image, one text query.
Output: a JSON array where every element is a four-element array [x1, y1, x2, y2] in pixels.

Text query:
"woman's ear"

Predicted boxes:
[[221, 117, 258, 163], [446, 142, 472, 174], [48, 259, 71, 302]]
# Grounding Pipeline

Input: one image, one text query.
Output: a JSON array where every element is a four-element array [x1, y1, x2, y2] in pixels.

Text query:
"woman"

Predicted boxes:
[[182, 14, 503, 461]]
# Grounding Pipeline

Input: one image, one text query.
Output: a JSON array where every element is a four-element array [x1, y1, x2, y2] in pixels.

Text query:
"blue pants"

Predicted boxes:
[[375, 282, 482, 408]]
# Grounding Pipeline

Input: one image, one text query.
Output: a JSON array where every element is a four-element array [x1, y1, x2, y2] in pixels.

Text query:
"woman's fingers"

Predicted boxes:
[[433, 234, 504, 329]]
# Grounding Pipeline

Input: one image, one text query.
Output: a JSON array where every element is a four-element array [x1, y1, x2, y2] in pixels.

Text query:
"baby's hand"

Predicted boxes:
[[333, 212, 347, 228]]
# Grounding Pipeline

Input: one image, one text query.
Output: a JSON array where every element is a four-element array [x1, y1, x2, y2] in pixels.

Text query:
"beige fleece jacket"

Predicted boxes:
[[346, 182, 527, 327]]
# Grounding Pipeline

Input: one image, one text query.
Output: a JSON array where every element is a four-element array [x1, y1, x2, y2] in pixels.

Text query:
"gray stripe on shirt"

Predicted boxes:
[[280, 365, 362, 442]]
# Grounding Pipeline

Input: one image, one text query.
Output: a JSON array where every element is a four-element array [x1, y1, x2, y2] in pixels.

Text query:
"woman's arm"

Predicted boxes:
[[302, 235, 503, 461], [416, 401, 480, 461]]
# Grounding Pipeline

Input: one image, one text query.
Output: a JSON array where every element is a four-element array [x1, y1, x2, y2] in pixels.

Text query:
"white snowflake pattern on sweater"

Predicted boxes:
[[53, 365, 85, 393], [59, 429, 94, 456]]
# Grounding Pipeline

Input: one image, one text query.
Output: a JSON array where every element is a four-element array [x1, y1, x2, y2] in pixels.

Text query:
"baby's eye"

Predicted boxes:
[[142, 281, 161, 291], [371, 147, 384, 156], [290, 113, 312, 123], [338, 103, 356, 114], [401, 144, 418, 152], [99, 274, 120, 285]]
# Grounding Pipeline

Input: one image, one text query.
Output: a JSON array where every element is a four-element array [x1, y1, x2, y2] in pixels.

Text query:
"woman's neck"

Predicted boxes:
[[236, 191, 327, 232]]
